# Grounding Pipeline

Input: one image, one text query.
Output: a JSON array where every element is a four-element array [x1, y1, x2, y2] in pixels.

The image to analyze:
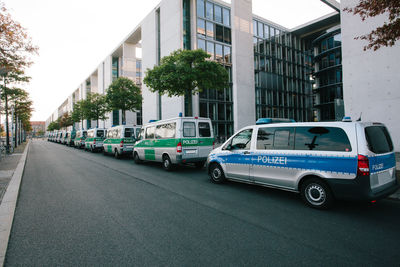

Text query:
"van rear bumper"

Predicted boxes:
[[326, 176, 399, 201], [176, 155, 207, 164]]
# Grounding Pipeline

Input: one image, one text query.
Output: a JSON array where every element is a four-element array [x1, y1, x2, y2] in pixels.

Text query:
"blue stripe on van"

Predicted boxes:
[[369, 152, 396, 174], [211, 153, 358, 175]]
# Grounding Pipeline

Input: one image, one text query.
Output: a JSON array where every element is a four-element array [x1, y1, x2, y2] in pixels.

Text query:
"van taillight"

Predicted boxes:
[[213, 141, 215, 149], [93, 139, 96, 144], [177, 142, 182, 153], [120, 140, 124, 148], [357, 154, 370, 176]]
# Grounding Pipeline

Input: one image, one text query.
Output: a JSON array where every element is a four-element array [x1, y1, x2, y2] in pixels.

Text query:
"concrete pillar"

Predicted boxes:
[[231, 0, 256, 131]]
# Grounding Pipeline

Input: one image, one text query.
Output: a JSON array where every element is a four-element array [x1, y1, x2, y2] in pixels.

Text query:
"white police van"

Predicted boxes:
[[207, 118, 398, 209], [134, 116, 214, 171]]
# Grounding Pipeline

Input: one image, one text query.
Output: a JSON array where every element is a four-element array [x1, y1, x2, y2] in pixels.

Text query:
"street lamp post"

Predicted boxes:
[[0, 68, 11, 153]]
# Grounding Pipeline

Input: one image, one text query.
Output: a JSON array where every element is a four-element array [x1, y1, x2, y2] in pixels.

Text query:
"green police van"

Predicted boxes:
[[103, 125, 141, 158], [133, 116, 214, 171], [84, 128, 106, 152], [65, 130, 76, 146], [74, 130, 87, 149]]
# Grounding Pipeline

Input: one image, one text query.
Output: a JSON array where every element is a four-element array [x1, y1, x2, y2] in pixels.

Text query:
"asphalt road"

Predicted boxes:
[[5, 139, 400, 266]]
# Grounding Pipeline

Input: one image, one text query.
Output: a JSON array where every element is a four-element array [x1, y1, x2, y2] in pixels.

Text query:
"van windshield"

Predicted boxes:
[[365, 126, 393, 154]]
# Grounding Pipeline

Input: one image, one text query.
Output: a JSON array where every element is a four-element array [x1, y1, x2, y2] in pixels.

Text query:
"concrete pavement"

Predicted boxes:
[[0, 141, 29, 266]]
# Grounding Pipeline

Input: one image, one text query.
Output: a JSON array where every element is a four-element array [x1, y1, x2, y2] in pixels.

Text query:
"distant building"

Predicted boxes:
[[30, 121, 45, 136]]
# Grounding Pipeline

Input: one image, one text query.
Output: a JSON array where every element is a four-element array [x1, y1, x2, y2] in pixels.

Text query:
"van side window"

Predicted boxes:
[[257, 127, 294, 150], [295, 127, 352, 152], [224, 129, 253, 150], [183, 122, 196, 137], [146, 127, 155, 139], [199, 122, 211, 137], [138, 128, 144, 140], [156, 123, 176, 139]]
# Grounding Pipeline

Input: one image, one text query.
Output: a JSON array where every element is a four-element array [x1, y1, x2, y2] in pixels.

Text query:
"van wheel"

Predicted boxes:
[[195, 161, 205, 169], [114, 149, 121, 159], [209, 164, 226, 183], [103, 149, 107, 155], [133, 152, 141, 164], [162, 155, 173, 171], [300, 178, 333, 209], [90, 146, 94, 153]]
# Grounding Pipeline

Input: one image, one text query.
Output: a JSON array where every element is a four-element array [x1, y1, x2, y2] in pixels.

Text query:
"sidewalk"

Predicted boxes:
[[0, 141, 30, 266]]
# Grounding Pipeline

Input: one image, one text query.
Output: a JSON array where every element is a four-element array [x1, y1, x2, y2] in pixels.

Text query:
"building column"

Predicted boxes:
[[231, 0, 256, 132]]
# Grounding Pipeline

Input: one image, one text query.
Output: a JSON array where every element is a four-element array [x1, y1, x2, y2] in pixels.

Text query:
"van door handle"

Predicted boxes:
[[243, 151, 251, 155]]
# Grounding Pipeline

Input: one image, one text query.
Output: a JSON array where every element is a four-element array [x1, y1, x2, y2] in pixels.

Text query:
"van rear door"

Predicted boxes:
[[364, 124, 396, 192]]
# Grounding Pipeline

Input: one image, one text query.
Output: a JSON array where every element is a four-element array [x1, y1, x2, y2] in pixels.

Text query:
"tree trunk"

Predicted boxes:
[[122, 110, 126, 125], [5, 92, 10, 153], [15, 115, 18, 148]]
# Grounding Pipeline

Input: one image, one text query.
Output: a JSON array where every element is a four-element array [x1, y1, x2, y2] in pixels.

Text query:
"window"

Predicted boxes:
[[365, 126, 393, 154], [198, 39, 206, 51], [183, 122, 196, 137], [156, 123, 176, 139], [222, 8, 230, 26], [124, 128, 134, 138], [274, 129, 293, 150], [224, 129, 253, 150], [197, 18, 205, 36], [257, 128, 274, 149], [206, 1, 213, 20], [83, 131, 87, 138], [224, 46, 231, 63], [206, 21, 214, 38], [197, 0, 204, 17], [97, 130, 104, 138], [199, 122, 211, 137], [145, 127, 155, 139], [207, 41, 214, 58], [215, 43, 223, 61], [295, 127, 352, 152], [214, 5, 222, 23], [223, 27, 231, 44], [216, 24, 223, 42]]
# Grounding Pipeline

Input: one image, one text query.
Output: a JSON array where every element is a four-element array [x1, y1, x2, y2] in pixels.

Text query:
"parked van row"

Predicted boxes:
[[47, 116, 398, 209]]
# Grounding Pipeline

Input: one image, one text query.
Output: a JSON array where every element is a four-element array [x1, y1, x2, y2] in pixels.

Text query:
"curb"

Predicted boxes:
[[0, 141, 30, 267]]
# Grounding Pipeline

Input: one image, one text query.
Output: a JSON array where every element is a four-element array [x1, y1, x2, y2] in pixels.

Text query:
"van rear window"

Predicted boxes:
[[199, 122, 211, 137], [365, 126, 393, 154], [124, 128, 134, 138], [97, 130, 104, 138]]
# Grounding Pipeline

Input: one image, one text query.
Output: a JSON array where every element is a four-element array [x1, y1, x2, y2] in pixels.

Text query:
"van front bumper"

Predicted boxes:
[[326, 176, 399, 201]]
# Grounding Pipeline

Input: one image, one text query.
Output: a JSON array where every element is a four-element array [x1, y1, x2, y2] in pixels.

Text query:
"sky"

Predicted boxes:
[[2, 0, 336, 122]]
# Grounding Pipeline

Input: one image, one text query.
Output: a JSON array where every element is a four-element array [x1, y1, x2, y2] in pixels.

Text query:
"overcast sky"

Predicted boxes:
[[2, 0, 336, 121]]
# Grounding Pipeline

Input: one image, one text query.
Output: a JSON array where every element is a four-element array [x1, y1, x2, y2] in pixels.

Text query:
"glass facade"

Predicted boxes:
[[253, 19, 313, 122], [197, 0, 233, 142], [111, 57, 120, 125], [312, 29, 342, 121]]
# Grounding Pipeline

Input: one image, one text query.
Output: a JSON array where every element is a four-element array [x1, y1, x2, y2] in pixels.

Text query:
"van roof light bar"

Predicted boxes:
[[256, 118, 295, 125]]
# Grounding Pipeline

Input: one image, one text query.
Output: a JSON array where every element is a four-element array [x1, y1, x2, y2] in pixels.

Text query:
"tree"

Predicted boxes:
[[84, 93, 109, 127], [144, 49, 229, 115], [59, 112, 73, 129], [71, 101, 85, 129], [0, 2, 38, 72], [344, 0, 400, 51], [106, 77, 142, 125], [47, 121, 60, 132]]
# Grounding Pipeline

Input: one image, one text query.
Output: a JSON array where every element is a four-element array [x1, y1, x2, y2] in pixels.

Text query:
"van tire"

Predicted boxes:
[[162, 155, 173, 171], [114, 149, 121, 159], [209, 163, 226, 184], [133, 152, 141, 164], [300, 178, 334, 209]]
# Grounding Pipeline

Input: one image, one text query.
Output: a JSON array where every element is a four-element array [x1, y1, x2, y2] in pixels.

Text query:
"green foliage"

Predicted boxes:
[[47, 121, 60, 131], [106, 77, 142, 124], [344, 0, 400, 50], [144, 49, 229, 97], [84, 93, 109, 124], [71, 101, 85, 124], [59, 113, 73, 128]]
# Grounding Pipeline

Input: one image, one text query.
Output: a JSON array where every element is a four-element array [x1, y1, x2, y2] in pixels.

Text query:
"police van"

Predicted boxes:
[[103, 125, 140, 158], [84, 128, 106, 152], [74, 130, 87, 148], [57, 130, 65, 144], [207, 118, 398, 209], [133, 117, 214, 171], [65, 130, 76, 146]]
